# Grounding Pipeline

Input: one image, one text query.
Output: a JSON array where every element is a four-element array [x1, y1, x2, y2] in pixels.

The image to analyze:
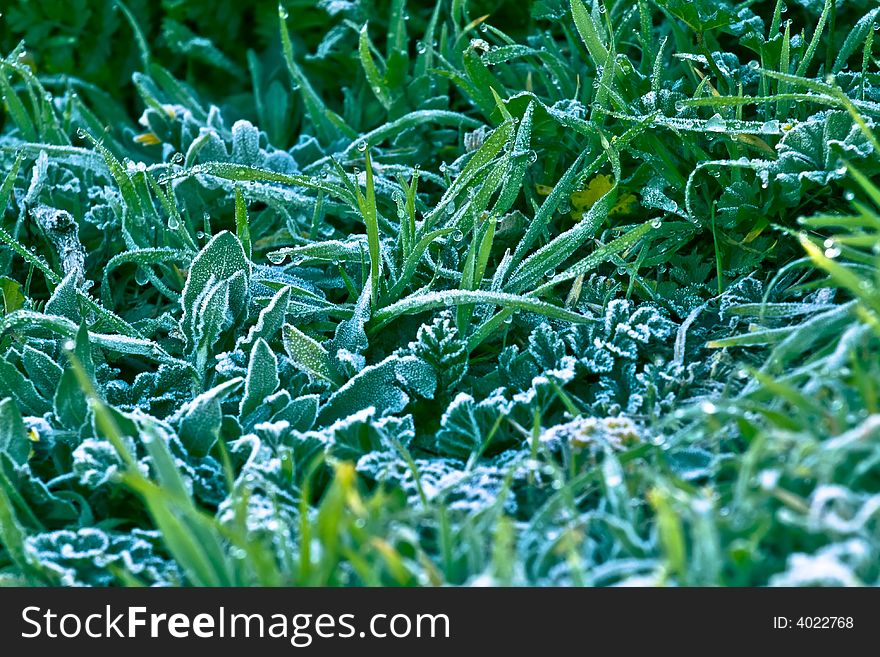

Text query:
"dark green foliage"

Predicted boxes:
[[1, 0, 879, 587]]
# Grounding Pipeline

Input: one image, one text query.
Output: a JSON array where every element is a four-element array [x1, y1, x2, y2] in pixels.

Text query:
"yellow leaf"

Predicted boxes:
[[134, 132, 162, 146], [733, 133, 776, 156], [537, 175, 637, 222], [570, 174, 614, 211], [744, 217, 769, 243]]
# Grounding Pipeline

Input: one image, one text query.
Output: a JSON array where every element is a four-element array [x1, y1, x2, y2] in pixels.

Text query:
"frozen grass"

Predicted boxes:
[[0, 0, 879, 586]]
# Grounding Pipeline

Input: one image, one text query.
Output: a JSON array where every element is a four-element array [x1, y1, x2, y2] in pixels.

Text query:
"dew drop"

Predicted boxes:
[[700, 400, 718, 415], [451, 229, 464, 242], [135, 268, 149, 286], [196, 230, 205, 240], [527, 150, 538, 164], [705, 113, 727, 132], [748, 60, 760, 70], [416, 40, 427, 54], [267, 251, 289, 265], [760, 119, 780, 134], [824, 245, 841, 259], [75, 127, 88, 139], [168, 215, 180, 230], [63, 340, 76, 351], [651, 218, 662, 229], [675, 100, 685, 112], [479, 23, 488, 32], [844, 190, 855, 201]]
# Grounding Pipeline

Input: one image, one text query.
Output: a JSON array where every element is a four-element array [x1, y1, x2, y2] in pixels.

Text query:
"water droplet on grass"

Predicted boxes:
[[451, 229, 464, 242], [824, 245, 841, 258], [700, 400, 718, 415], [705, 114, 727, 132], [357, 141, 368, 153]]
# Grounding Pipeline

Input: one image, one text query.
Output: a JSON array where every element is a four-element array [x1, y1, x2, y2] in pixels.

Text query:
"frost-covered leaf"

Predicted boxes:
[[0, 397, 30, 466], [318, 356, 409, 424], [282, 323, 338, 386], [176, 377, 243, 457], [435, 391, 513, 459], [239, 338, 280, 425], [237, 286, 291, 351], [180, 231, 250, 354], [771, 111, 875, 205]]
